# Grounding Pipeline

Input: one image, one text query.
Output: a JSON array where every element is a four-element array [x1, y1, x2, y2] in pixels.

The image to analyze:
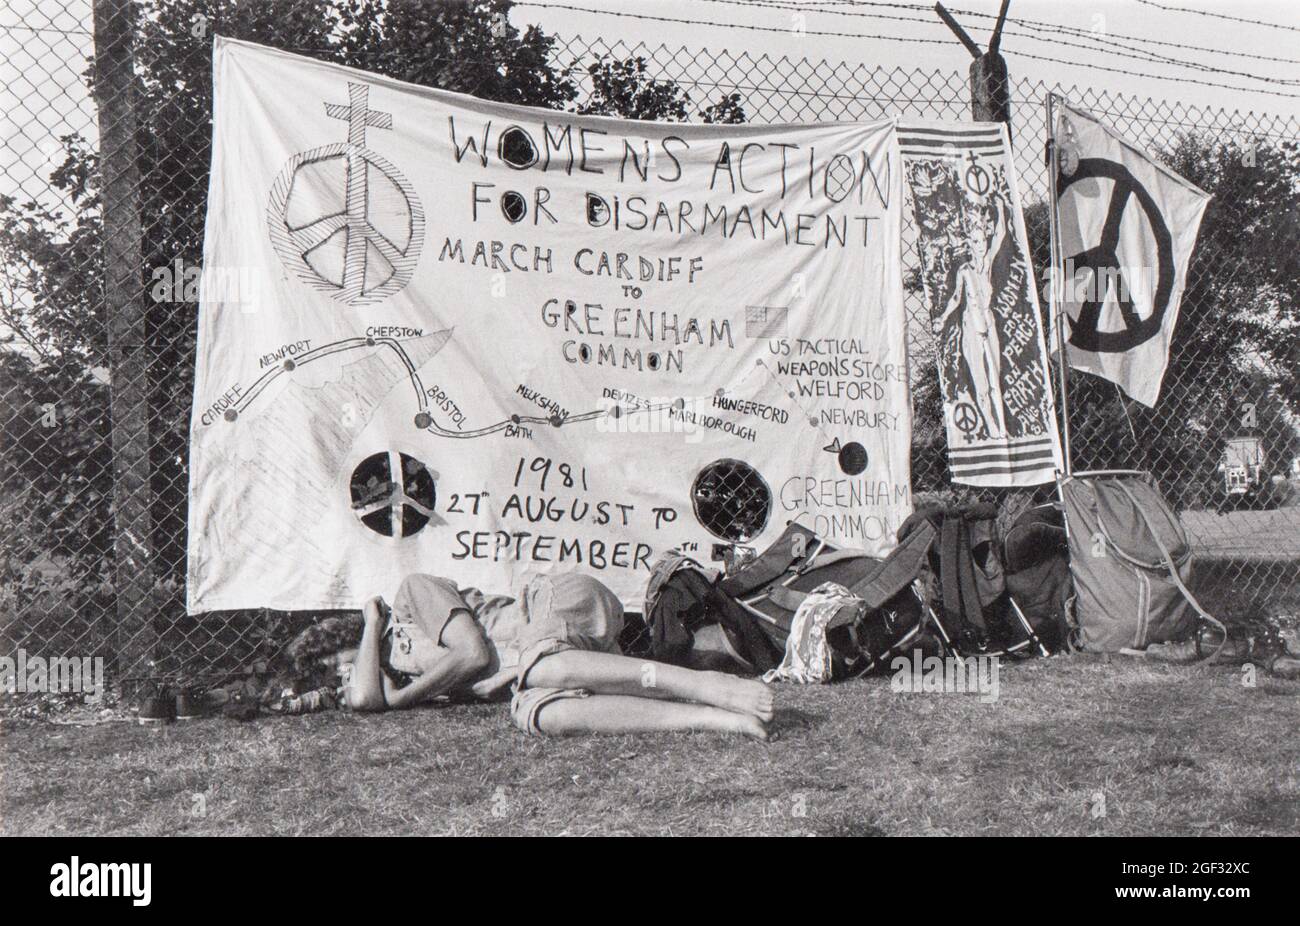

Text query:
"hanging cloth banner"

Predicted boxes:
[[1051, 101, 1210, 408], [899, 120, 1063, 487], [186, 37, 912, 614]]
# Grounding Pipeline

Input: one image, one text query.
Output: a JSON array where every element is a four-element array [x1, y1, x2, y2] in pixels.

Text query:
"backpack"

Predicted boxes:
[[641, 552, 780, 671], [898, 503, 1049, 657], [1058, 470, 1226, 655], [643, 520, 928, 679], [1001, 502, 1073, 653]]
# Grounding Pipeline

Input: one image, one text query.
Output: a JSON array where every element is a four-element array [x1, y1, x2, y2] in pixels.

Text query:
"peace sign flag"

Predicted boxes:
[[1051, 101, 1210, 408]]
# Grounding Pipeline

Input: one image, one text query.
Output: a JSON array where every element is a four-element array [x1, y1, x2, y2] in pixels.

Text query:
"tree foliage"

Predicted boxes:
[[0, 0, 748, 631]]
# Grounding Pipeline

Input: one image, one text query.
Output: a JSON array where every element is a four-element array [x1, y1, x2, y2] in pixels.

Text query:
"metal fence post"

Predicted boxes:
[[92, 0, 155, 684]]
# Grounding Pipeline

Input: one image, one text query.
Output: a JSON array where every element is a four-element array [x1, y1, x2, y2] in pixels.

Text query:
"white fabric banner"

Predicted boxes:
[[1053, 101, 1210, 408], [186, 38, 911, 614]]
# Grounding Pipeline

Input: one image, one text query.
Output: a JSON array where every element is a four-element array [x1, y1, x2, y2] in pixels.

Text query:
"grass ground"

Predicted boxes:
[[2, 654, 1296, 836]]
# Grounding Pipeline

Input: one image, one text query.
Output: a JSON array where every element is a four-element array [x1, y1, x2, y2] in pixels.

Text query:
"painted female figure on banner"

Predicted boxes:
[[934, 196, 1010, 439], [901, 118, 1062, 486]]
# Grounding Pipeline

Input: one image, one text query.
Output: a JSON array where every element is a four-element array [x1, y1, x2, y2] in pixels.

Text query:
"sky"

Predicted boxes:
[[1, 0, 1297, 214], [510, 0, 1300, 120]]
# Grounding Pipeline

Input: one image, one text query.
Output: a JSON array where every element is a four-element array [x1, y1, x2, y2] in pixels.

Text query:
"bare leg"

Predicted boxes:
[[346, 597, 388, 712], [534, 694, 768, 740], [523, 649, 774, 722]]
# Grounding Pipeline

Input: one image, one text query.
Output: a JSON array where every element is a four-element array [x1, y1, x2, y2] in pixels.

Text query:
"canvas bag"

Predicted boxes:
[[717, 521, 929, 679], [641, 552, 781, 671], [643, 520, 928, 679], [895, 503, 1050, 656], [1058, 471, 1223, 653], [1001, 502, 1073, 653]]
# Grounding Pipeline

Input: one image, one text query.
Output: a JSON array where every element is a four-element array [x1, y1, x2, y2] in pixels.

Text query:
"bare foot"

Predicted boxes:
[[714, 674, 775, 722], [734, 713, 771, 741]]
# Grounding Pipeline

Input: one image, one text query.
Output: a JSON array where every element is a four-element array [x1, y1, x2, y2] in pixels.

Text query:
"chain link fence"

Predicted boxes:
[[2, 1, 1297, 692]]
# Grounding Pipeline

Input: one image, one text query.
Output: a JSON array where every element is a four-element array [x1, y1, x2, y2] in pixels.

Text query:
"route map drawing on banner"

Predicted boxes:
[[899, 120, 1063, 487], [186, 38, 912, 613]]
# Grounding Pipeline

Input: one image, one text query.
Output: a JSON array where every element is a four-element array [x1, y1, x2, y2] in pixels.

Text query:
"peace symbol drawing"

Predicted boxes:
[[1057, 158, 1174, 353], [963, 150, 990, 196], [349, 450, 445, 538], [267, 83, 426, 306], [953, 401, 980, 435]]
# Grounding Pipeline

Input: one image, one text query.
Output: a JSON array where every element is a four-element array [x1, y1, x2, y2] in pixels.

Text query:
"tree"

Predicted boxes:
[[333, 0, 577, 108], [0, 0, 747, 661], [576, 56, 746, 123]]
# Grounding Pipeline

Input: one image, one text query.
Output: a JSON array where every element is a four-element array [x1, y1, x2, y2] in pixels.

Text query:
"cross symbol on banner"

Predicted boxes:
[[323, 83, 394, 299], [325, 82, 392, 146]]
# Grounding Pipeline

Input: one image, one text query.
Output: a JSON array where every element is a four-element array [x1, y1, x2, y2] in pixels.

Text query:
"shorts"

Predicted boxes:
[[508, 573, 625, 736]]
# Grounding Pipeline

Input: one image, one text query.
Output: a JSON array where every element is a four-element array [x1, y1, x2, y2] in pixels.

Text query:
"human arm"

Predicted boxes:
[[380, 609, 492, 709], [345, 597, 390, 712], [987, 199, 1008, 267], [467, 665, 517, 700]]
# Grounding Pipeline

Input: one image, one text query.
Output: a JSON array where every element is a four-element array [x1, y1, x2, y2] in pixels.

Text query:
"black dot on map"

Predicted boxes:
[[715, 388, 725, 397], [366, 337, 376, 346], [414, 412, 432, 429], [223, 409, 238, 422], [550, 414, 563, 427], [673, 397, 685, 410], [839, 441, 869, 476], [283, 359, 296, 371], [610, 406, 622, 418], [808, 416, 818, 427]]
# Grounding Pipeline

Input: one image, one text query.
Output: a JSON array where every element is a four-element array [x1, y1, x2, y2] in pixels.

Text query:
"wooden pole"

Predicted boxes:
[[92, 0, 155, 682], [1045, 92, 1074, 475], [935, 1, 1013, 142]]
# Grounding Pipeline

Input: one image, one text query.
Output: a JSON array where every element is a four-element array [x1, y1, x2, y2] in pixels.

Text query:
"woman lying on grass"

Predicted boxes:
[[286, 572, 774, 739]]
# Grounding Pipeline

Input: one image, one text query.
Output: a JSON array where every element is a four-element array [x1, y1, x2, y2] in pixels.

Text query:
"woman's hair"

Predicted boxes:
[[282, 613, 365, 681]]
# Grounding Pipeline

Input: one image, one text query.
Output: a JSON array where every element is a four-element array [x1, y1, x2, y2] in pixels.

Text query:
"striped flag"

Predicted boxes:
[[901, 120, 1064, 487]]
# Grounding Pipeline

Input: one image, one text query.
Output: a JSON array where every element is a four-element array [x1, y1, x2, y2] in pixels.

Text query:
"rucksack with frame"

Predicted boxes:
[[1057, 470, 1226, 657]]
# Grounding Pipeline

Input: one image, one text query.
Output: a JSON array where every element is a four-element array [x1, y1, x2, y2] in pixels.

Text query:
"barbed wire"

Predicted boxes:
[[810, 0, 1300, 65], [523, 2, 1300, 99], [688, 0, 1300, 85], [0, 21, 91, 36], [518, 2, 955, 44], [1134, 0, 1300, 34]]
